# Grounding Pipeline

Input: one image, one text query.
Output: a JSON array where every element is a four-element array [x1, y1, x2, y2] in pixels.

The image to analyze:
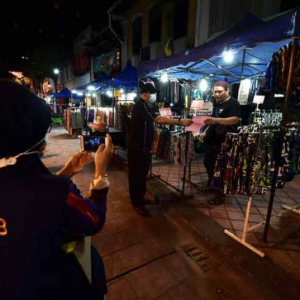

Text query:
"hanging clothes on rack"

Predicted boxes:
[[263, 42, 300, 93], [71, 109, 84, 130], [212, 125, 299, 196], [115, 104, 134, 131], [153, 129, 195, 165], [250, 109, 282, 126]]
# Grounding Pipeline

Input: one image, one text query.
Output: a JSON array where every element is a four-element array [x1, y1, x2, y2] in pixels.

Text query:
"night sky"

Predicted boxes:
[[0, 0, 117, 70]]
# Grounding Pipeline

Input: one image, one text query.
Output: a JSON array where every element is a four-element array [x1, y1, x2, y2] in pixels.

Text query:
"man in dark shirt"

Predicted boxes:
[[198, 81, 241, 205], [128, 79, 192, 216]]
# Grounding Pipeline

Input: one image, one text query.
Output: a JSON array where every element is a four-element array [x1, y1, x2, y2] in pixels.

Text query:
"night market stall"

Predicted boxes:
[[140, 9, 300, 257]]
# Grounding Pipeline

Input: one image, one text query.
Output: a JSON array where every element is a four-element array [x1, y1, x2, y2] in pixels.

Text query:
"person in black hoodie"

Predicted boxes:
[[0, 80, 112, 300]]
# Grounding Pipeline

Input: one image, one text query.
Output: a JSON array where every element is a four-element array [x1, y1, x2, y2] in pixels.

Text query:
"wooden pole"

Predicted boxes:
[[282, 37, 299, 124]]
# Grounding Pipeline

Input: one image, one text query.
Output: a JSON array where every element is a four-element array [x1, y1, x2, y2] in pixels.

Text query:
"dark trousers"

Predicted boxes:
[[128, 148, 151, 207], [204, 143, 224, 197], [204, 143, 218, 186]]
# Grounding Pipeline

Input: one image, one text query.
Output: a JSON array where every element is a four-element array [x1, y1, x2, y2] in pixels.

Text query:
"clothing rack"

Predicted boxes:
[[221, 124, 299, 257], [263, 124, 300, 241], [149, 129, 192, 199]]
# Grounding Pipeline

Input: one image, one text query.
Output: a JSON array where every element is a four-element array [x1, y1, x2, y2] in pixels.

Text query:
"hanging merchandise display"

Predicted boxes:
[[64, 107, 84, 136], [115, 104, 134, 131], [238, 79, 251, 105], [87, 107, 113, 129], [249, 109, 282, 126], [152, 129, 195, 164], [263, 42, 300, 93]]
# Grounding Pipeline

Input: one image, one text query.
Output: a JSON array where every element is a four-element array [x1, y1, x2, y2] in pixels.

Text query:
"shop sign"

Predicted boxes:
[[159, 107, 172, 118], [253, 95, 265, 105], [191, 100, 204, 110]]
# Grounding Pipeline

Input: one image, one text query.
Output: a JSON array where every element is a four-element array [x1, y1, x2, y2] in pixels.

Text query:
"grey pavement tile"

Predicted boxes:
[[112, 242, 155, 274], [210, 209, 228, 219], [108, 278, 137, 300], [92, 232, 123, 257], [196, 208, 211, 217], [213, 218, 233, 230], [227, 211, 245, 221], [249, 214, 265, 223], [225, 204, 243, 212], [127, 260, 179, 300], [160, 252, 192, 282], [231, 220, 245, 231], [168, 282, 203, 300]]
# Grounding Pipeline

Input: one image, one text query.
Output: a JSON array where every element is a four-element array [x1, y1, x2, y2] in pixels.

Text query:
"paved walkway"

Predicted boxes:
[[43, 127, 295, 299]]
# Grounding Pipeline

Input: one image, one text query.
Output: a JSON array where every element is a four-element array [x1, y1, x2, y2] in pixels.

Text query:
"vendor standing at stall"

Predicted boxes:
[[128, 79, 193, 216], [198, 81, 241, 205]]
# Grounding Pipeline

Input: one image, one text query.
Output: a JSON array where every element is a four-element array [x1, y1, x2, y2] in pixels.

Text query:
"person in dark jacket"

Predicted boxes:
[[128, 79, 193, 216], [0, 80, 112, 300]]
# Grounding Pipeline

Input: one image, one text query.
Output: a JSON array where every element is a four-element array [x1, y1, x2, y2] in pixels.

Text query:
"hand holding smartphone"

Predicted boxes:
[[81, 136, 106, 152]]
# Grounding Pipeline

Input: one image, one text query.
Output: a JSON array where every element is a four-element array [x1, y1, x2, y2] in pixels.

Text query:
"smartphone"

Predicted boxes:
[[80, 136, 105, 152]]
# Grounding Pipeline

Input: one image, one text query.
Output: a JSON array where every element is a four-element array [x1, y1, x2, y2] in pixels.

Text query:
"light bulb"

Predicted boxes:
[[199, 79, 209, 92], [160, 73, 169, 83], [87, 85, 96, 91], [106, 91, 113, 97], [223, 51, 234, 63]]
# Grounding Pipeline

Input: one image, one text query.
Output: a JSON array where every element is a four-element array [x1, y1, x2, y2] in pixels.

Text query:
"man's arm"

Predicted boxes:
[[204, 117, 240, 126], [154, 116, 192, 127]]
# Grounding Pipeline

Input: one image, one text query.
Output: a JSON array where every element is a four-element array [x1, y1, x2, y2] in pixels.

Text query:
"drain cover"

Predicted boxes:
[[181, 243, 220, 272]]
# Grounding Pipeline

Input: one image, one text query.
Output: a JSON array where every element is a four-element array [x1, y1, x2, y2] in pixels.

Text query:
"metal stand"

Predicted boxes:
[[225, 195, 265, 257]]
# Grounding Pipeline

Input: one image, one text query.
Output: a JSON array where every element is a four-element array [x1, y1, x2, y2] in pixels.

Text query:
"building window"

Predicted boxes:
[[132, 16, 143, 56], [173, 0, 189, 40], [149, 4, 162, 43]]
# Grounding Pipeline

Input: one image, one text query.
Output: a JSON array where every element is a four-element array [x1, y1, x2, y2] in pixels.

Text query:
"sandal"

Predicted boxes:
[[208, 193, 225, 205]]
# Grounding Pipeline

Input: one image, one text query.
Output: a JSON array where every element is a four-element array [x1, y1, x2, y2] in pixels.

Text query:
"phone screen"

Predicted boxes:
[[82, 136, 105, 152]]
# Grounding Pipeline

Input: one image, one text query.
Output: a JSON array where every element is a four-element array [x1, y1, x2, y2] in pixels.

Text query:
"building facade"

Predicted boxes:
[[109, 0, 293, 70]]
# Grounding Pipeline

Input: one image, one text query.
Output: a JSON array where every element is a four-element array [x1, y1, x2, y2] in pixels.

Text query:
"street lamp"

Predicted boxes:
[[53, 68, 60, 93]]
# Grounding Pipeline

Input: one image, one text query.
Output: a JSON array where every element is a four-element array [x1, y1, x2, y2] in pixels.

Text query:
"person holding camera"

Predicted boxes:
[[0, 80, 112, 300], [128, 79, 193, 216], [196, 81, 241, 205]]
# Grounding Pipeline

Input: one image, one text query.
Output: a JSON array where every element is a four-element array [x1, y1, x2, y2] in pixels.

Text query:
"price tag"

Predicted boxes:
[[190, 100, 204, 110], [159, 107, 172, 118], [253, 95, 265, 104]]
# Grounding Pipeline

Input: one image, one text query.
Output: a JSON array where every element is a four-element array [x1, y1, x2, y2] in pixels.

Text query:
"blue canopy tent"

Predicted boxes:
[[76, 74, 111, 92], [140, 10, 300, 84], [53, 88, 72, 98], [101, 65, 138, 91]]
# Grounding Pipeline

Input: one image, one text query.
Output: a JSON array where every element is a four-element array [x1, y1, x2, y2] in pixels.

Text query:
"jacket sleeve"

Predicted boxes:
[[63, 182, 108, 238]]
